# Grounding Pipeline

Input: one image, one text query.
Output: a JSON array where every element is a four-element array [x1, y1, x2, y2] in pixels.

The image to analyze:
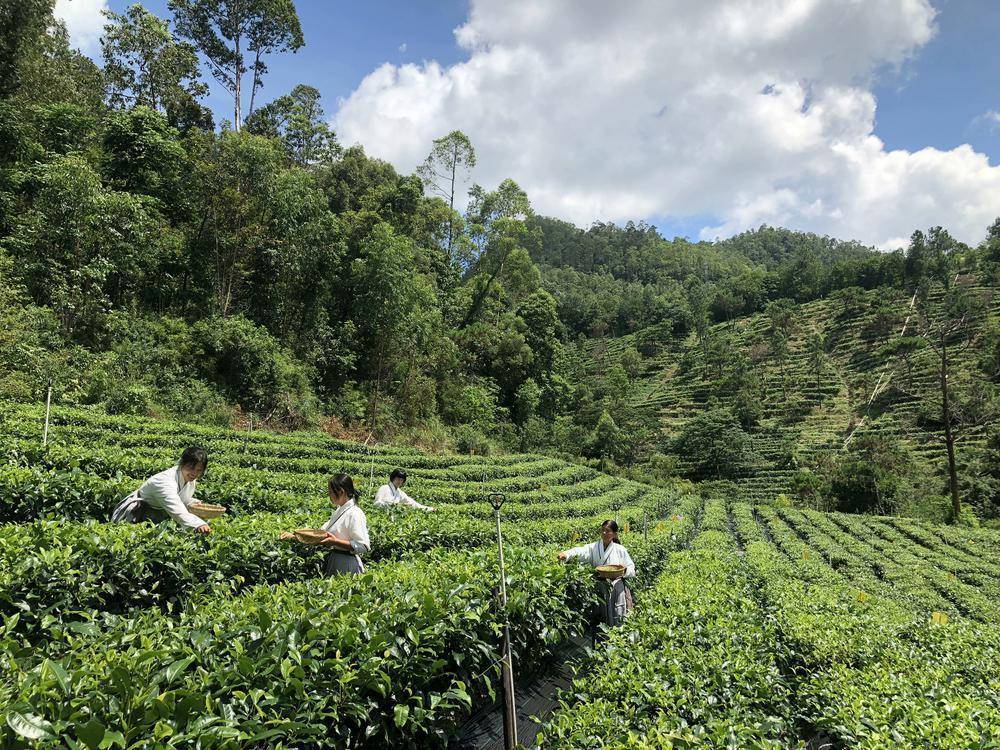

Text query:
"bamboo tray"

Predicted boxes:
[[280, 528, 329, 545], [595, 564, 626, 580], [189, 502, 227, 520]]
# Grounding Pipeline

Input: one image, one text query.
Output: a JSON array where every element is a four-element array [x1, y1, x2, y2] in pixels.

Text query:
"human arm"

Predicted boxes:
[[557, 544, 591, 562], [620, 547, 636, 578], [399, 488, 434, 512], [145, 472, 211, 532]]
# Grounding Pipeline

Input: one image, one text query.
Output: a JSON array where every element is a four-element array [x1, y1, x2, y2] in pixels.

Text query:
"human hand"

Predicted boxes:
[[196, 524, 211, 535], [557, 552, 567, 561]]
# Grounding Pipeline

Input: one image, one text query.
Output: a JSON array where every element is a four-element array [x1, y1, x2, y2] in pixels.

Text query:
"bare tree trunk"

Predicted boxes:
[[446, 146, 457, 259], [939, 332, 962, 521], [247, 48, 263, 118], [234, 32, 242, 130]]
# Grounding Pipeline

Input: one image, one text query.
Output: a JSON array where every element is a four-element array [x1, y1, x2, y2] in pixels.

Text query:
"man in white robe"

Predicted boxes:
[[111, 447, 211, 533], [373, 469, 435, 512]]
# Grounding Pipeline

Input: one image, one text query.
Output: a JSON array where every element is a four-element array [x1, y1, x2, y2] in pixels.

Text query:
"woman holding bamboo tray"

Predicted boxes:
[[557, 519, 635, 626], [319, 473, 370, 576]]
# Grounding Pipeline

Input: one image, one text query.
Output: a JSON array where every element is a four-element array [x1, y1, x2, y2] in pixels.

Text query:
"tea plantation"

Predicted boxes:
[[1, 402, 999, 748], [586, 280, 999, 510]]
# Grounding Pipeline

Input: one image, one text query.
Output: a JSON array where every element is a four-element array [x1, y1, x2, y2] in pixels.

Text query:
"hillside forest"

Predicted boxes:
[[2, 0, 999, 526]]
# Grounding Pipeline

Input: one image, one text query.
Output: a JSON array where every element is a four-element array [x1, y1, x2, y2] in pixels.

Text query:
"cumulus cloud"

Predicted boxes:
[[53, 0, 109, 56], [334, 0, 1000, 249]]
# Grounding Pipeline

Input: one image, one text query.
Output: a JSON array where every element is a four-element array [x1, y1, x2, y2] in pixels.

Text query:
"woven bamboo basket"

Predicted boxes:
[[280, 528, 329, 545], [595, 564, 626, 580], [189, 502, 227, 520]]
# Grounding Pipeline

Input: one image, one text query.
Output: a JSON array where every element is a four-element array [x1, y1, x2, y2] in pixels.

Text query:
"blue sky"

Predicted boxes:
[[80, 1, 1000, 246], [872, 0, 999, 161], [104, 0, 471, 126]]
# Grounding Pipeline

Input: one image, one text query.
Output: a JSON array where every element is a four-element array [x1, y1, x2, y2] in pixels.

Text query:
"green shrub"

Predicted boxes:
[[192, 315, 318, 425], [671, 407, 759, 479], [451, 424, 493, 456]]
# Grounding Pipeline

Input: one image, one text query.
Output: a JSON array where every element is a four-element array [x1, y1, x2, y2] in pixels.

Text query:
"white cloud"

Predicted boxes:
[[53, 0, 108, 56], [334, 0, 1000, 248], [976, 110, 1000, 131]]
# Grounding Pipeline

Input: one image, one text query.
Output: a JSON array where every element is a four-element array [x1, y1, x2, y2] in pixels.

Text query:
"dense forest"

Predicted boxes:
[[2, 0, 999, 524]]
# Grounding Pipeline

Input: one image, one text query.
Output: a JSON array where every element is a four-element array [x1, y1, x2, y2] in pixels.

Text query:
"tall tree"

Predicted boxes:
[[192, 131, 283, 316], [6, 17, 104, 110], [980, 217, 1000, 283], [245, 84, 337, 165], [349, 222, 436, 432], [169, 0, 303, 129], [461, 178, 533, 326], [416, 130, 475, 260], [6, 154, 163, 335], [102, 4, 210, 129], [806, 331, 828, 388], [908, 286, 997, 521], [0, 0, 53, 96]]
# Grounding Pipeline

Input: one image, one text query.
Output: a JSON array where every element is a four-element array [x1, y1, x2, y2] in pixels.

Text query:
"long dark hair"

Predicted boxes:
[[601, 519, 620, 543], [328, 473, 359, 503]]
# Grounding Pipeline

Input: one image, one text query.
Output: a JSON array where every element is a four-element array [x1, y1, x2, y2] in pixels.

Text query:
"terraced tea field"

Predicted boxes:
[[1, 402, 999, 748], [586, 279, 998, 505]]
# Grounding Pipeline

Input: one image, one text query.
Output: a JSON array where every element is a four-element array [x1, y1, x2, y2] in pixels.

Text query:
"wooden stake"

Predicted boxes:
[[490, 492, 518, 749], [42, 381, 52, 447]]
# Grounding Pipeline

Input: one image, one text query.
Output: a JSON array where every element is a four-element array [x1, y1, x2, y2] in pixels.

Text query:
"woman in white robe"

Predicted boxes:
[[558, 519, 635, 626], [319, 473, 371, 576], [111, 447, 211, 533], [373, 469, 435, 512]]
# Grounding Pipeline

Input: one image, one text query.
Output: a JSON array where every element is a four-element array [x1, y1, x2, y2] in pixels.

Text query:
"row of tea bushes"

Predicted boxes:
[[733, 505, 1000, 748], [537, 519, 796, 747], [1, 548, 593, 748]]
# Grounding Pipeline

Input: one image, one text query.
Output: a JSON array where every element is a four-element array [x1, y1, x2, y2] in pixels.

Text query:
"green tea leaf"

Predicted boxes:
[[7, 712, 56, 740], [393, 704, 410, 728], [42, 658, 71, 695], [77, 719, 105, 749]]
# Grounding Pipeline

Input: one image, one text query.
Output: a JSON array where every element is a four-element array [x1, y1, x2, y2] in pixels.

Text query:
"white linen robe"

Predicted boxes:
[[112, 466, 205, 530], [373, 483, 432, 511], [561, 540, 636, 625], [561, 540, 636, 577], [320, 499, 371, 575]]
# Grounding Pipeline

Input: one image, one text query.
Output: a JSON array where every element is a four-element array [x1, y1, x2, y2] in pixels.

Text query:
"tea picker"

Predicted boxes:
[[489, 491, 519, 750], [374, 468, 435, 511], [111, 446, 219, 533], [557, 519, 636, 631]]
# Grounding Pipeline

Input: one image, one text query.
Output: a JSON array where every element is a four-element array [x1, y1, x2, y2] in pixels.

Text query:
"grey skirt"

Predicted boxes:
[[598, 579, 633, 627], [324, 550, 364, 576]]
